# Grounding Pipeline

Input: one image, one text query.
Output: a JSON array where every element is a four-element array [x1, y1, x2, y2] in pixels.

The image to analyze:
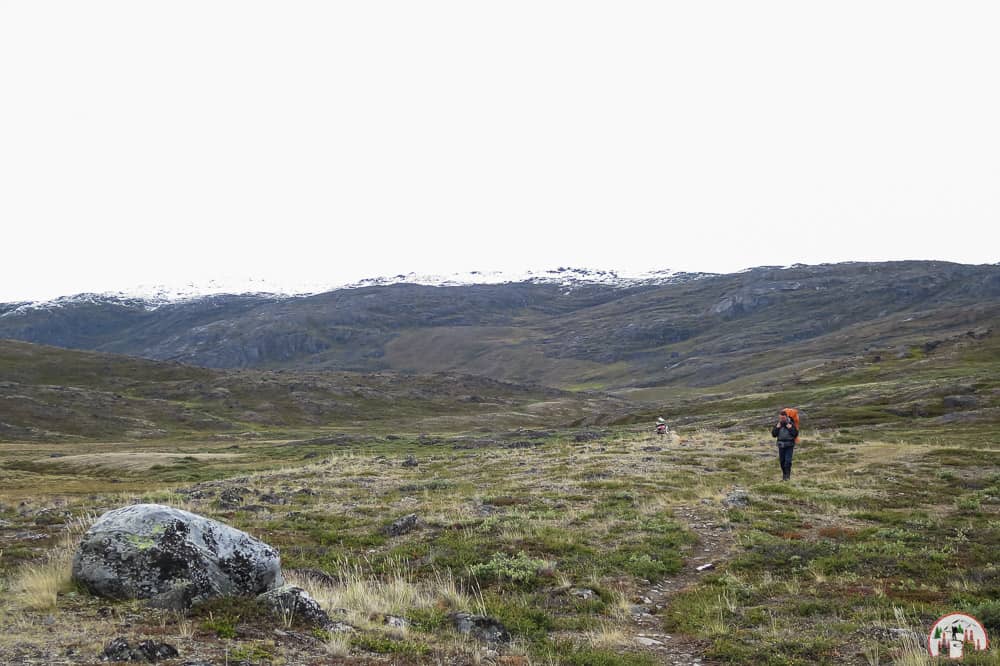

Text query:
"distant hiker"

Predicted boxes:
[[655, 417, 668, 436], [771, 409, 799, 481]]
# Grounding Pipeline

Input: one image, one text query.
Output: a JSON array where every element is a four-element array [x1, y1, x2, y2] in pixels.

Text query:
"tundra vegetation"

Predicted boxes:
[[1, 419, 998, 664], [0, 270, 998, 663]]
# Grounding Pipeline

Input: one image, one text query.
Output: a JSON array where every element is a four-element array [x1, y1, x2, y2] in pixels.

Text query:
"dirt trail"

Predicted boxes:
[[627, 501, 738, 665]]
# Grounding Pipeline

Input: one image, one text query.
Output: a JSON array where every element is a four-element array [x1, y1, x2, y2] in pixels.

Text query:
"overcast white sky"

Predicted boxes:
[[1, 1, 998, 302]]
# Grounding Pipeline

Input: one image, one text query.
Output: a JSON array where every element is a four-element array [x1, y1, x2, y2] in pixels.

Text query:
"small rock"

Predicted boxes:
[[101, 637, 179, 662], [636, 636, 664, 647], [382, 513, 420, 537], [258, 493, 288, 505], [257, 585, 333, 629], [451, 612, 510, 643], [401, 455, 419, 467], [722, 488, 749, 508], [327, 621, 356, 634], [218, 487, 249, 509], [695, 562, 715, 572], [570, 588, 597, 600], [385, 615, 409, 629]]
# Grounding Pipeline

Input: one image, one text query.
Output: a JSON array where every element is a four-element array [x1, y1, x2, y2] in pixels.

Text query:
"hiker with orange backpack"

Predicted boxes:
[[771, 408, 799, 481]]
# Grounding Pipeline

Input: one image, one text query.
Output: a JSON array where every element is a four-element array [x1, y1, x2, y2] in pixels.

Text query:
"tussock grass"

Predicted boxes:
[[585, 622, 629, 649], [323, 632, 352, 657], [287, 561, 478, 626], [13, 560, 69, 611], [9, 513, 94, 611]]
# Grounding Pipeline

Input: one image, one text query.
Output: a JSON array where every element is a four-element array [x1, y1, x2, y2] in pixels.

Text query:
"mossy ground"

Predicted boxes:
[[1, 424, 998, 664]]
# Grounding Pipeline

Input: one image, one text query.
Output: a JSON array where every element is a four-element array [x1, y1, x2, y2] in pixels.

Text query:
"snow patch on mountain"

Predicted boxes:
[[1, 267, 714, 314], [345, 267, 710, 289]]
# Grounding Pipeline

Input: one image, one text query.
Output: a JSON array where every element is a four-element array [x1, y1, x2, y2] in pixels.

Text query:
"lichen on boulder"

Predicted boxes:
[[72, 504, 283, 609]]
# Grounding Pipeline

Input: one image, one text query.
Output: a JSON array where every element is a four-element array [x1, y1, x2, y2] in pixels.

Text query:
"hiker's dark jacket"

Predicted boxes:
[[771, 423, 798, 447]]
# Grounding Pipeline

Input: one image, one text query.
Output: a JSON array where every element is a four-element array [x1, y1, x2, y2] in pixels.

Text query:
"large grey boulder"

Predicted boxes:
[[72, 504, 283, 609]]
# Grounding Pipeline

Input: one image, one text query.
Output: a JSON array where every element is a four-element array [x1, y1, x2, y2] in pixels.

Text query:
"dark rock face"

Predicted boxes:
[[73, 504, 283, 609]]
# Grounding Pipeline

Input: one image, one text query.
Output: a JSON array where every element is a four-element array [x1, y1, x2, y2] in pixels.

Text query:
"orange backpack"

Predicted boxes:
[[781, 408, 801, 444]]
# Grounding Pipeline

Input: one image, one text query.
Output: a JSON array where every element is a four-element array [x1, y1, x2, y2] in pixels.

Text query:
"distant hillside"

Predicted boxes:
[[1, 261, 998, 391], [0, 340, 630, 441]]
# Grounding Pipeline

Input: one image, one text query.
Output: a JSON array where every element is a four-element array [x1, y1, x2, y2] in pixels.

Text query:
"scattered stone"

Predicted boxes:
[[258, 493, 288, 505], [218, 487, 250, 509], [570, 588, 597, 600], [642, 446, 663, 452], [722, 488, 750, 508], [73, 504, 283, 610], [14, 530, 48, 540], [696, 562, 715, 572], [401, 455, 419, 467], [506, 440, 543, 449], [573, 431, 602, 442], [382, 513, 420, 537], [385, 615, 409, 629], [257, 585, 333, 628], [101, 637, 179, 662], [635, 636, 664, 647], [451, 612, 511, 643], [327, 621, 356, 634]]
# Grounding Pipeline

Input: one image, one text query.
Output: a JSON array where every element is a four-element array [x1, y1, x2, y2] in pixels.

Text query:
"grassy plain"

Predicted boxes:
[[1, 422, 998, 665]]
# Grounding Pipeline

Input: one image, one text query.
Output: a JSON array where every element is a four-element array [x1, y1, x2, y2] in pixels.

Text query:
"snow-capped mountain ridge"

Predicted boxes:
[[2, 267, 710, 313]]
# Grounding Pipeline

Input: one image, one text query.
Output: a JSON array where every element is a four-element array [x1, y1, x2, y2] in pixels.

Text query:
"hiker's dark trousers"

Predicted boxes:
[[778, 445, 794, 480]]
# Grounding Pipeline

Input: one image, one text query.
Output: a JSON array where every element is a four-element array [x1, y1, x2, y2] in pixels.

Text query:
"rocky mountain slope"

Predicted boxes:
[[2, 261, 998, 391]]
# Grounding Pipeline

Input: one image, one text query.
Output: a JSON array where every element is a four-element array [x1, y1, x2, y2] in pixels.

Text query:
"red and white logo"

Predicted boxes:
[[928, 613, 989, 659]]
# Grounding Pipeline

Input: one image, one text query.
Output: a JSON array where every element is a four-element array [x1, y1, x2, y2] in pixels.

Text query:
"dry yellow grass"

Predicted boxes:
[[34, 452, 244, 471], [585, 622, 629, 649]]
